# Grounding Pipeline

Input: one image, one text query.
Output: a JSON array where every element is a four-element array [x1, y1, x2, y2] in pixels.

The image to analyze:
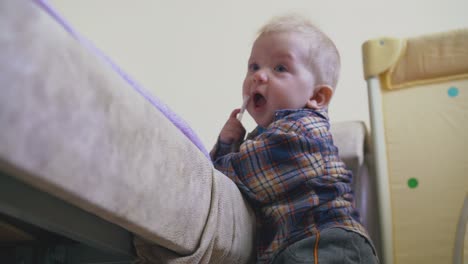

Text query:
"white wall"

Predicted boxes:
[[49, 0, 468, 148]]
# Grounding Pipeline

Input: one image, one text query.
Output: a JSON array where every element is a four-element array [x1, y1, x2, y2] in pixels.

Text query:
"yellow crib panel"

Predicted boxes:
[[382, 79, 468, 263]]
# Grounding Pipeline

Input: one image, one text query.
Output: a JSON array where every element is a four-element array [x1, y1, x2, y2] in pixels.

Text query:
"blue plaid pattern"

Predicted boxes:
[[211, 109, 370, 263]]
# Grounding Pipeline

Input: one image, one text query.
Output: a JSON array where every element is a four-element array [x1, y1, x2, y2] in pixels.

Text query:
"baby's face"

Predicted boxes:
[[242, 32, 316, 128]]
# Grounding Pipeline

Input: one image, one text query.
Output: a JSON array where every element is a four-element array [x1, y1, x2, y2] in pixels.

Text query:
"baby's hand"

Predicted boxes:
[[219, 109, 246, 145]]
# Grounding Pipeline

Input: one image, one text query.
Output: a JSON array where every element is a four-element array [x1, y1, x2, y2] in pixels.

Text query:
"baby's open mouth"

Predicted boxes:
[[253, 93, 266, 108]]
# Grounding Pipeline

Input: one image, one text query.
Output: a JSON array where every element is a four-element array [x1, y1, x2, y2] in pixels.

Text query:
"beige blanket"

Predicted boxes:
[[0, 0, 254, 263]]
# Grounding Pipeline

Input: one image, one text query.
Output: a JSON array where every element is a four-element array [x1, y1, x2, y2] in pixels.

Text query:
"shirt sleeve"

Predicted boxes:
[[210, 138, 236, 160], [211, 120, 326, 205]]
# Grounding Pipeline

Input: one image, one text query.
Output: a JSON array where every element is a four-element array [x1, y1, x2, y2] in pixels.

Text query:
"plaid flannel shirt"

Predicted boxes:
[[211, 109, 370, 263]]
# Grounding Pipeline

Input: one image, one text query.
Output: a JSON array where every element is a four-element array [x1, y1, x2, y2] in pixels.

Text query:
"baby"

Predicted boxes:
[[211, 15, 378, 264]]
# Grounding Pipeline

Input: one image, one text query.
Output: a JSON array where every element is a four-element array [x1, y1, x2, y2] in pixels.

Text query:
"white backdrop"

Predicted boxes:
[[50, 0, 468, 148]]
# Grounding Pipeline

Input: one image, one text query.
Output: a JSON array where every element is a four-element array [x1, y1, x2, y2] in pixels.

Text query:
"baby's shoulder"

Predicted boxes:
[[293, 110, 329, 127]]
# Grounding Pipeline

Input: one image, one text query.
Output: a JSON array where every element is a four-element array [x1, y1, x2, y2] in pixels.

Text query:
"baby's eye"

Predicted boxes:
[[274, 65, 287, 72], [249, 63, 260, 72]]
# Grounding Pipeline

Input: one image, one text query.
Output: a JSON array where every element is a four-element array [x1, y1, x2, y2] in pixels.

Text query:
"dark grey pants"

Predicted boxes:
[[272, 228, 379, 264]]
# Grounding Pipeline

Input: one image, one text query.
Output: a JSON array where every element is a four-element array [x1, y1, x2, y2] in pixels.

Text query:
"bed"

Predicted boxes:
[[363, 28, 468, 264]]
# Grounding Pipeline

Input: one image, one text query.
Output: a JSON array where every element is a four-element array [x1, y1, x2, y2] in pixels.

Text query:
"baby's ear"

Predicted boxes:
[[306, 85, 334, 110]]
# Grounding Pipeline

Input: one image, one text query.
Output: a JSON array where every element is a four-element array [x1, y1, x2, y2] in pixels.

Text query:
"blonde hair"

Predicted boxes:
[[258, 14, 341, 89]]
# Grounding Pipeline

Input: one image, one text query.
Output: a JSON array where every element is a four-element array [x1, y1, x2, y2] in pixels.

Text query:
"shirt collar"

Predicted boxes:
[[274, 108, 329, 121]]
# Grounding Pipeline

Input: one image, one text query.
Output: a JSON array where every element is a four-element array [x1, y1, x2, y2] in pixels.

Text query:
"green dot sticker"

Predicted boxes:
[[448, 86, 459, 97], [408, 178, 418, 189]]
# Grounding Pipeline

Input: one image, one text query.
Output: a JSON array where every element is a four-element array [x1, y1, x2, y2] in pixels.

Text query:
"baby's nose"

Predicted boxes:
[[253, 70, 268, 83]]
